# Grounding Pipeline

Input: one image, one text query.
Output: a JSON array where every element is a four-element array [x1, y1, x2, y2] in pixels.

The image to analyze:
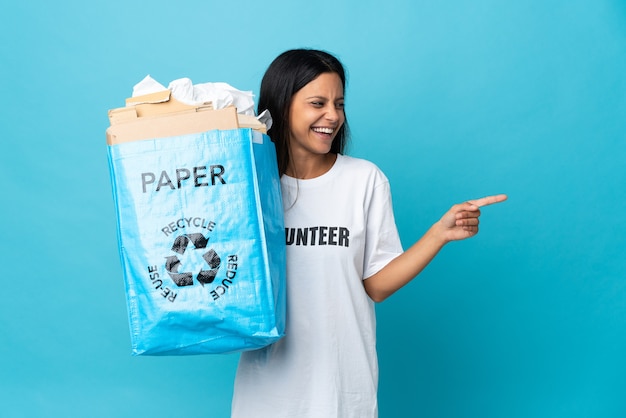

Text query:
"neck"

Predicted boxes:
[[286, 153, 337, 179]]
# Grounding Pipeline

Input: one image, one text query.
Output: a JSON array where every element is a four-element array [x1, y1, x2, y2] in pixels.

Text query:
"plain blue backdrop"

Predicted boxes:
[[1, 0, 625, 417]]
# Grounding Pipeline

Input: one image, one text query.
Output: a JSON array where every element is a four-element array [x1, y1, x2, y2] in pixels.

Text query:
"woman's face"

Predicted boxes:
[[288, 72, 345, 159]]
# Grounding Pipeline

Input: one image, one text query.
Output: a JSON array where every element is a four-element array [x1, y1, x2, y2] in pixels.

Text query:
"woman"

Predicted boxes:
[[231, 49, 507, 418]]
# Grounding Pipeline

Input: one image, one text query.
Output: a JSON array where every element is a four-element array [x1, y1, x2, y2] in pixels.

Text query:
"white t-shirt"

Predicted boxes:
[[231, 154, 403, 418]]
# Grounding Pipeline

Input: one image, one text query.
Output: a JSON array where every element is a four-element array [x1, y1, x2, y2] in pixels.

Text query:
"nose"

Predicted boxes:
[[324, 104, 340, 123]]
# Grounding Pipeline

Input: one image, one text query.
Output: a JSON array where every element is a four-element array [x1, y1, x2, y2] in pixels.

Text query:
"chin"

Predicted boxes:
[[316, 146, 334, 155]]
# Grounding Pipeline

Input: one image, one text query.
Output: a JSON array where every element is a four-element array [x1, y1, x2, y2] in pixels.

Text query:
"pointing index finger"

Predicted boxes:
[[468, 194, 508, 208]]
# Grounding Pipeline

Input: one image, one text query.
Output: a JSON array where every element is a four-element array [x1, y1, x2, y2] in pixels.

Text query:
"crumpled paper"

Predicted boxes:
[[131, 75, 256, 116]]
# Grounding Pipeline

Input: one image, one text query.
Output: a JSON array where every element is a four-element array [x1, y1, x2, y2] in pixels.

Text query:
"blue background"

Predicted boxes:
[[1, 0, 625, 417]]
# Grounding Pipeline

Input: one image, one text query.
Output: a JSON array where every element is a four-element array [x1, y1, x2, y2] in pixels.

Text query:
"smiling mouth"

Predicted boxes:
[[312, 127, 335, 134]]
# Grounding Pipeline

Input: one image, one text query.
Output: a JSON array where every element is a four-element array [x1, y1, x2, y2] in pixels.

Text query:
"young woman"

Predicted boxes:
[[231, 49, 507, 418]]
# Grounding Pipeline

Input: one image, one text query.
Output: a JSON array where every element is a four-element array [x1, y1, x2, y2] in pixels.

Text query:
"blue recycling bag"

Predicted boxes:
[[107, 124, 286, 355]]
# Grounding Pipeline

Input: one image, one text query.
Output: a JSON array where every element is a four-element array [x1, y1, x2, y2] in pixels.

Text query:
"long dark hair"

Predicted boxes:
[[258, 49, 350, 176]]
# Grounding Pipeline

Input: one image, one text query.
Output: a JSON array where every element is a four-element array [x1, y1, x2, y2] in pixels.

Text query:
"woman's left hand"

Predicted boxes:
[[364, 193, 508, 302], [438, 194, 508, 242]]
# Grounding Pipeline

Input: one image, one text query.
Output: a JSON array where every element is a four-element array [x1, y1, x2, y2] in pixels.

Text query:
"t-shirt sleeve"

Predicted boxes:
[[362, 171, 404, 280]]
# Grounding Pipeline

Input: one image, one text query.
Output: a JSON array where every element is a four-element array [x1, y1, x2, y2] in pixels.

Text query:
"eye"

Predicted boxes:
[[335, 102, 345, 109], [310, 101, 324, 108]]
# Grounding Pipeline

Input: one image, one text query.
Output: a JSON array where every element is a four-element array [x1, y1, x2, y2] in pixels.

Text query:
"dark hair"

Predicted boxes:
[[258, 49, 350, 176]]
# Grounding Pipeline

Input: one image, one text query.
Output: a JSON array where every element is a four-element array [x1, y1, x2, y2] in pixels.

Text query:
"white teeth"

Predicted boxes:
[[313, 127, 334, 134]]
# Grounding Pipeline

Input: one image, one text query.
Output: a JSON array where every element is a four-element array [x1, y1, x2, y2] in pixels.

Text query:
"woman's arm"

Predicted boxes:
[[363, 194, 507, 302]]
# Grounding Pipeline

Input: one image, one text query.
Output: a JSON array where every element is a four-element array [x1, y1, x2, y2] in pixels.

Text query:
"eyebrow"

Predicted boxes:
[[305, 95, 345, 101]]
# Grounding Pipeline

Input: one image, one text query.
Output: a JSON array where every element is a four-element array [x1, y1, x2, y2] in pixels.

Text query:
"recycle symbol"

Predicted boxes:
[[165, 233, 221, 287]]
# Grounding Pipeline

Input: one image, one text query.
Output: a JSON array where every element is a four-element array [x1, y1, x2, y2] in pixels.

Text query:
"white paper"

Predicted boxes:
[[132, 75, 167, 98], [131, 75, 256, 116]]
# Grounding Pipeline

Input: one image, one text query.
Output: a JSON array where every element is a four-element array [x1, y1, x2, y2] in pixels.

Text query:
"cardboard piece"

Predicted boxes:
[[124, 90, 213, 118], [106, 90, 266, 145]]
